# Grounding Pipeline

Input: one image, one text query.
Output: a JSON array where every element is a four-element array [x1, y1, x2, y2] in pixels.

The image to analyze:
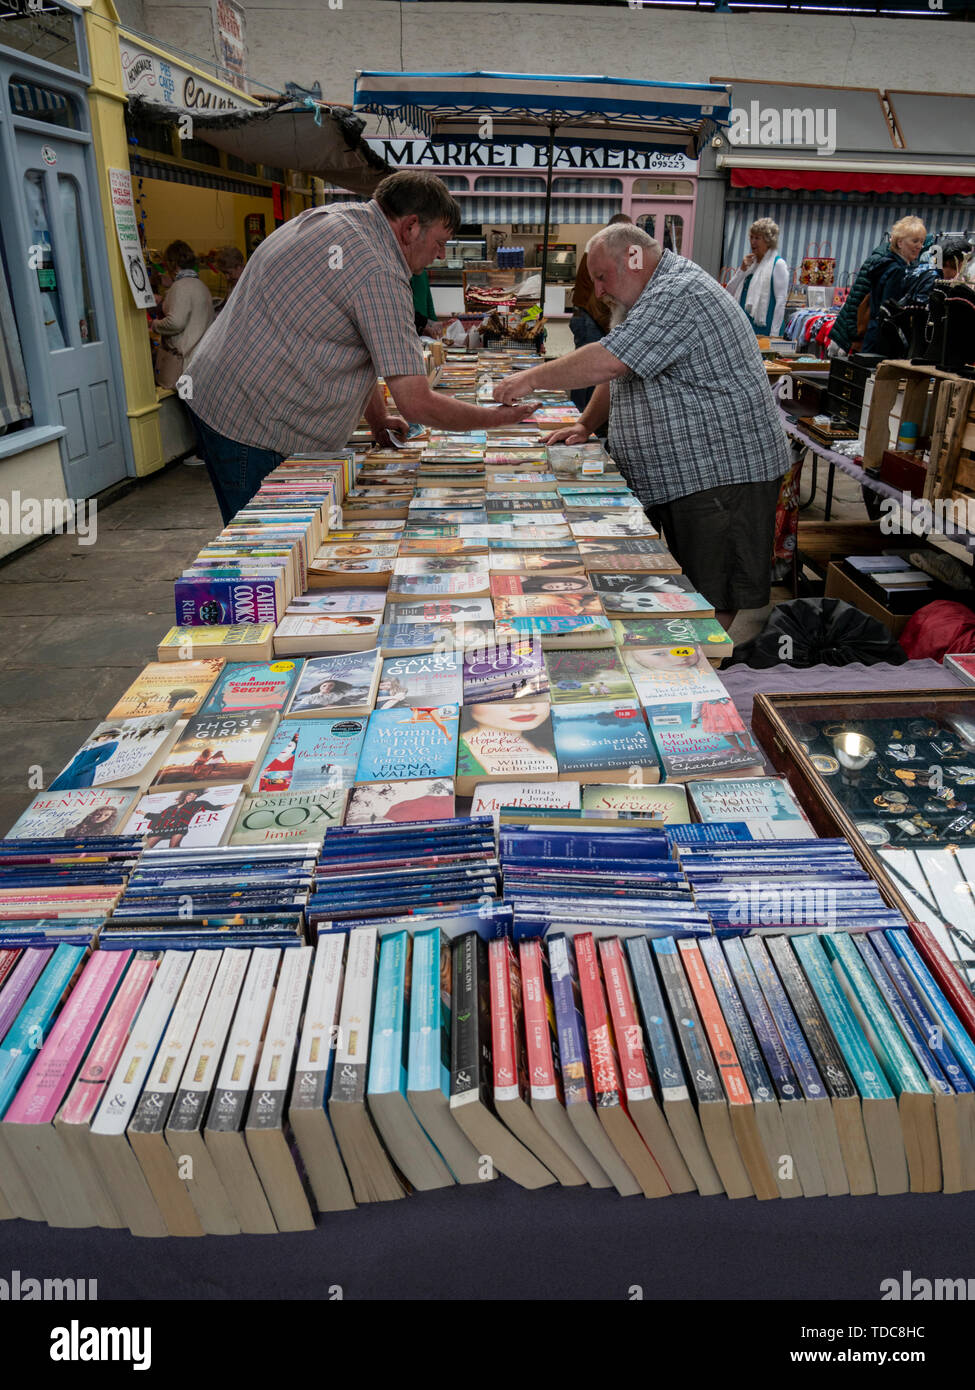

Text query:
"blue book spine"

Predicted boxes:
[[698, 937, 775, 1102], [665, 823, 755, 845], [406, 928, 441, 1096], [500, 829, 668, 860], [624, 936, 688, 1100], [368, 930, 409, 1098], [884, 929, 975, 1089], [853, 934, 954, 1096], [742, 937, 828, 1101], [723, 937, 804, 1101], [870, 932, 973, 1096], [790, 934, 894, 1100], [822, 934, 928, 1096], [651, 937, 724, 1105], [546, 933, 596, 1106], [0, 943, 85, 1114]]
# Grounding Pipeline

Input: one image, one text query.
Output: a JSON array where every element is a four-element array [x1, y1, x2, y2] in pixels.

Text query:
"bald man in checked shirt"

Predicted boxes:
[[187, 171, 534, 523]]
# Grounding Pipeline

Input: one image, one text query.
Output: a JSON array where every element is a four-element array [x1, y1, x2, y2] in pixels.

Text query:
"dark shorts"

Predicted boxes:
[[648, 477, 783, 613]]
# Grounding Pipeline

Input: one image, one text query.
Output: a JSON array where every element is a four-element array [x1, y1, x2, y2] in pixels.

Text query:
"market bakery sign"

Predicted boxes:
[[119, 36, 254, 111], [367, 139, 697, 173]]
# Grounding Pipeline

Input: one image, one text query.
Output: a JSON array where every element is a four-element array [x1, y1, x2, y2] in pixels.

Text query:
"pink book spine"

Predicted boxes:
[[488, 938, 518, 1102], [598, 938, 654, 1102], [4, 951, 130, 1124], [519, 939, 556, 1094], [58, 953, 160, 1126]]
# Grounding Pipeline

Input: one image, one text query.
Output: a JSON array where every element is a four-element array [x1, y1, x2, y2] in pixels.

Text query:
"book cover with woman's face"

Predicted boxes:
[[458, 701, 558, 779]]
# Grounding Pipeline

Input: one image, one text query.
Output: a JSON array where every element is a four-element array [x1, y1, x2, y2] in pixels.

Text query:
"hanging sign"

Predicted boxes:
[[108, 168, 155, 309]]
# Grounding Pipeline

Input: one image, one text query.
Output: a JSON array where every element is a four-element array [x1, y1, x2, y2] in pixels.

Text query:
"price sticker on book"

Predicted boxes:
[[668, 647, 696, 658]]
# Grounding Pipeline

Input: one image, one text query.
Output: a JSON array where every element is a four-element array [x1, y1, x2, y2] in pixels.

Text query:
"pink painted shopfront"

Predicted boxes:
[[364, 139, 700, 316]]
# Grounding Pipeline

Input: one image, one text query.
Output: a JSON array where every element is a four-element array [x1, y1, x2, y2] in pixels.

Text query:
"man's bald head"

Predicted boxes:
[[585, 224, 663, 318]]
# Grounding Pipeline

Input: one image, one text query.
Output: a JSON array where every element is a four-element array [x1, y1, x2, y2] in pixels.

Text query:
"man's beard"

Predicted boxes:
[[605, 296, 628, 330]]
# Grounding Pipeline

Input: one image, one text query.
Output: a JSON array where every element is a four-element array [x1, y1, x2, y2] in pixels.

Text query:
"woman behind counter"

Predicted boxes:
[[726, 218, 790, 337]]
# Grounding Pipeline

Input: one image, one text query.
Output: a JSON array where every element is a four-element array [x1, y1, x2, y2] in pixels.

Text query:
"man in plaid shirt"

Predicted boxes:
[[495, 223, 789, 628], [187, 171, 534, 522]]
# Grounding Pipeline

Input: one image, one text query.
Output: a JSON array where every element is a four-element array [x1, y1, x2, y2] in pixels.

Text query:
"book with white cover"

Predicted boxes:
[[88, 951, 194, 1238], [289, 934, 355, 1212], [205, 948, 283, 1233], [164, 949, 252, 1235]]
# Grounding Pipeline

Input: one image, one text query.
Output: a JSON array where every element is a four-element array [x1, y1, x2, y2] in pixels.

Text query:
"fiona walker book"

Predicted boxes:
[[355, 706, 461, 785]]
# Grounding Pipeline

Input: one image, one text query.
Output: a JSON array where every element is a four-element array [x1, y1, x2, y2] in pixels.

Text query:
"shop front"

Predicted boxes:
[[82, 0, 317, 476], [0, 0, 133, 556], [363, 137, 701, 318], [714, 80, 975, 294]]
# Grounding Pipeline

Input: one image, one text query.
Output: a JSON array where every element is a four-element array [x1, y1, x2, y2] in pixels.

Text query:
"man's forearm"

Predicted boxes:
[[390, 380, 525, 431], [363, 382, 388, 428], [519, 343, 625, 393]]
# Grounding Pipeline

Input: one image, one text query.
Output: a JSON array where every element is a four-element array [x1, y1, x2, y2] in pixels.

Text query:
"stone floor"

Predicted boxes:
[[0, 439, 870, 834], [0, 462, 222, 834]]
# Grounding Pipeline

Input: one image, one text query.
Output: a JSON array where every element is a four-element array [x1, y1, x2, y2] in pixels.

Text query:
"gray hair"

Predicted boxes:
[[585, 223, 661, 266], [749, 218, 780, 249]]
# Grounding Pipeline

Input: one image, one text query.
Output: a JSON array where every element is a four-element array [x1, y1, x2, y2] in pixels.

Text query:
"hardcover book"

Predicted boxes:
[[551, 701, 661, 785], [152, 711, 278, 791], [199, 661, 302, 715], [125, 784, 245, 848], [255, 718, 368, 791], [456, 702, 558, 795], [355, 706, 461, 784], [107, 661, 224, 720]]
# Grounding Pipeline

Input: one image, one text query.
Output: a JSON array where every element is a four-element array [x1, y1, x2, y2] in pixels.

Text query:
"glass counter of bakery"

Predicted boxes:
[[752, 690, 975, 992]]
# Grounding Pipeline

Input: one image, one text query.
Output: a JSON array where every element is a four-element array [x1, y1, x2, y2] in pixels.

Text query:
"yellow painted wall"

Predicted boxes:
[[138, 180, 276, 285]]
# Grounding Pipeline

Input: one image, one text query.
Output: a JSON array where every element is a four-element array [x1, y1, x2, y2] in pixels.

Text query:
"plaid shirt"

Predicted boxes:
[[603, 250, 790, 507], [188, 200, 425, 453]]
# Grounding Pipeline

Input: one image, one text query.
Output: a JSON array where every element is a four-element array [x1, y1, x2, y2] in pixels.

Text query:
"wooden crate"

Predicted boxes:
[[924, 377, 975, 503], [861, 359, 960, 482]]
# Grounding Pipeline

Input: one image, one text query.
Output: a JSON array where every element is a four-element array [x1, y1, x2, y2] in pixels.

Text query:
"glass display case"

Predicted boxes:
[[752, 689, 975, 991], [427, 238, 488, 285]]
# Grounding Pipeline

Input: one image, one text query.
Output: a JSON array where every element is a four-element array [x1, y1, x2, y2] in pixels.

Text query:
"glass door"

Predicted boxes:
[[631, 201, 695, 260]]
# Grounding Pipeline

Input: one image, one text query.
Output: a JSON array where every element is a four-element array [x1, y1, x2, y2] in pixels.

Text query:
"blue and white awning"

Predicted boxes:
[[353, 70, 730, 159]]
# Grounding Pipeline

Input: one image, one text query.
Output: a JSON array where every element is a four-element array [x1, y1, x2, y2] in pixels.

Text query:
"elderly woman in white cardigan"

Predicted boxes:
[[154, 239, 215, 388], [726, 217, 790, 338]]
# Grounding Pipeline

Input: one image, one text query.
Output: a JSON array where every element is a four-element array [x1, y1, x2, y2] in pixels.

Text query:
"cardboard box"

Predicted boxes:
[[824, 561, 910, 637]]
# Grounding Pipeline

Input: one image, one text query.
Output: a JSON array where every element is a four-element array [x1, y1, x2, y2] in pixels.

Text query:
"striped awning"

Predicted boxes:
[[722, 191, 975, 290], [9, 81, 70, 118], [354, 71, 730, 158], [456, 196, 621, 224]]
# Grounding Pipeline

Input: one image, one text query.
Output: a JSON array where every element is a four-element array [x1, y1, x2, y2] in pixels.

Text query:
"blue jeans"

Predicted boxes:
[[569, 310, 607, 414], [188, 411, 285, 525]]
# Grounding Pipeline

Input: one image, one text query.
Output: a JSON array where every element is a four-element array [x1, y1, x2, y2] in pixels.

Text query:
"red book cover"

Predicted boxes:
[[678, 939, 750, 1107], [519, 939, 557, 1098], [0, 947, 22, 991], [489, 937, 520, 1103], [598, 937, 655, 1103], [908, 918, 975, 1040], [573, 933, 626, 1108]]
